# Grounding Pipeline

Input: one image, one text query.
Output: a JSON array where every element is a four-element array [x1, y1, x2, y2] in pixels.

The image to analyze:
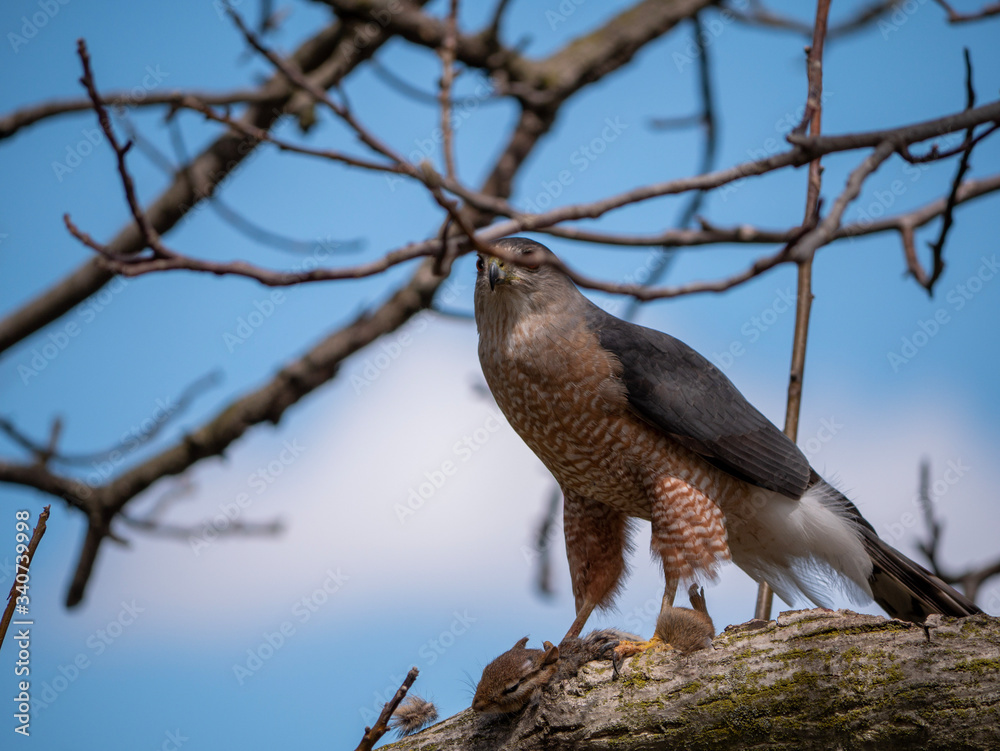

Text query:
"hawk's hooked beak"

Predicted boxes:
[[486, 257, 506, 291]]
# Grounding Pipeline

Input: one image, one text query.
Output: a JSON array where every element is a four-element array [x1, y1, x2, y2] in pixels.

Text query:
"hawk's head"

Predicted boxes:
[[473, 237, 578, 320]]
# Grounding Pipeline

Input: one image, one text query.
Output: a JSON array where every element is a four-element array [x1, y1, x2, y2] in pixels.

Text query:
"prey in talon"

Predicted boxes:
[[613, 584, 715, 675]]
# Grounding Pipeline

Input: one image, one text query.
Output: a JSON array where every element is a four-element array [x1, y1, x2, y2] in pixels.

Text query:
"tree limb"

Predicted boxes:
[[386, 609, 1000, 750]]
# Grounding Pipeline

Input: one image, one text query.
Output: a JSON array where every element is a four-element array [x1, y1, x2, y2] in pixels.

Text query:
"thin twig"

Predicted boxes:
[[439, 0, 459, 181], [0, 372, 221, 467], [0, 88, 271, 141], [354, 667, 420, 751], [730, 0, 898, 39], [790, 141, 896, 263], [75, 39, 171, 260], [932, 0, 1000, 23], [622, 10, 717, 321], [898, 123, 999, 164], [923, 49, 978, 294], [224, 3, 408, 167], [162, 116, 364, 255], [120, 514, 283, 540], [916, 460, 1000, 603], [369, 58, 495, 107], [486, 0, 513, 42], [0, 506, 50, 653], [71, 168, 999, 298]]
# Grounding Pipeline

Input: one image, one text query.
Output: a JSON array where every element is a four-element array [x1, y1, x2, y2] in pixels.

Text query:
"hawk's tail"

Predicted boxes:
[[726, 477, 981, 621], [860, 528, 981, 621], [818, 477, 982, 621]]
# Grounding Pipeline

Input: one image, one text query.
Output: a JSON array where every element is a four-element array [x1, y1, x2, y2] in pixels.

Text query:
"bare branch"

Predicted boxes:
[[0, 13, 402, 355], [787, 99, 1000, 152], [119, 513, 283, 540], [0, 461, 97, 513], [932, 0, 1000, 23], [486, 0, 513, 43], [537, 171, 1000, 251], [0, 89, 272, 141], [71, 161, 1000, 298], [898, 122, 999, 164], [916, 460, 1000, 603], [538, 222, 789, 247], [621, 10, 718, 321], [923, 49, 979, 294], [224, 3, 409, 167], [74, 39, 169, 259], [0, 372, 220, 467], [730, 0, 898, 39], [354, 667, 420, 751], [438, 0, 459, 182], [791, 141, 896, 263], [368, 58, 496, 107], [0, 506, 50, 654]]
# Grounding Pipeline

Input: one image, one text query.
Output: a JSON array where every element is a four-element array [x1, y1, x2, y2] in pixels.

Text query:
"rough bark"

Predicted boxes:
[[386, 609, 1000, 750]]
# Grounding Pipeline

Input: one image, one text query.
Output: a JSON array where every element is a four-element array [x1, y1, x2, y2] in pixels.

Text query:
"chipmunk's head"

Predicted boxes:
[[471, 636, 559, 714]]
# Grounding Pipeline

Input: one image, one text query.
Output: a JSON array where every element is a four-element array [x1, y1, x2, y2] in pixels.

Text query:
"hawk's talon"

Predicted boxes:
[[611, 650, 623, 680], [611, 635, 670, 677]]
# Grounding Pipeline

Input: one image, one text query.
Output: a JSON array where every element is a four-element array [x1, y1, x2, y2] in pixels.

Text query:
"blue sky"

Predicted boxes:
[[1, 0, 999, 748]]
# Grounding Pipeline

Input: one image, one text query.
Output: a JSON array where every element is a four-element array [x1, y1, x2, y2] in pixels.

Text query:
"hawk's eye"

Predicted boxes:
[[476, 256, 485, 272], [521, 250, 540, 270]]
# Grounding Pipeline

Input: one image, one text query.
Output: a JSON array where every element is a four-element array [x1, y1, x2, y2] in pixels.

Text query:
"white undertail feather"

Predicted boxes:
[[726, 481, 874, 609]]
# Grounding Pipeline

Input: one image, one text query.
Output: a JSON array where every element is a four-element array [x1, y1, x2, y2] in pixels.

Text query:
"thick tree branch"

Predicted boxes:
[[58, 258, 444, 607], [323, 0, 714, 108], [387, 609, 1000, 750], [0, 461, 97, 514]]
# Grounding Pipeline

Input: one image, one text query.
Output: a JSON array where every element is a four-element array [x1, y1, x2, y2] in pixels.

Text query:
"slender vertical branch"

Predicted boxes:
[[439, 0, 459, 181], [756, 0, 830, 622]]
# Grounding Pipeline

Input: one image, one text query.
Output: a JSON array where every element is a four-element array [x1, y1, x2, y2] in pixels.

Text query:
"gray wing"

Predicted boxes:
[[588, 307, 810, 499]]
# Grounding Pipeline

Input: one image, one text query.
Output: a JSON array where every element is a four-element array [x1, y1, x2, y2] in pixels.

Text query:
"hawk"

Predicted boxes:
[[473, 237, 980, 640]]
